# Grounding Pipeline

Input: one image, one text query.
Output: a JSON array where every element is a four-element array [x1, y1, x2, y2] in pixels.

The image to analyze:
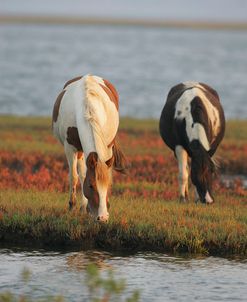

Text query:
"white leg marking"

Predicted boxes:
[[77, 154, 88, 213], [96, 182, 109, 222], [175, 145, 189, 201], [205, 191, 214, 204]]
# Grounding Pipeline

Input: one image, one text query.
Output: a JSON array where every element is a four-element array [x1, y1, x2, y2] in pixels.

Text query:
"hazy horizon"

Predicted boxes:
[[1, 0, 247, 23]]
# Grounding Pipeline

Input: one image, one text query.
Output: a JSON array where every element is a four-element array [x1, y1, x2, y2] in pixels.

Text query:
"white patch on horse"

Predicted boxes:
[[84, 75, 118, 162], [175, 88, 210, 151], [183, 82, 221, 141], [71, 77, 96, 157]]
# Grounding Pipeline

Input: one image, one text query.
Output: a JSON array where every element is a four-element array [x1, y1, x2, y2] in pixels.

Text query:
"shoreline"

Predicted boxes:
[[1, 14, 247, 30]]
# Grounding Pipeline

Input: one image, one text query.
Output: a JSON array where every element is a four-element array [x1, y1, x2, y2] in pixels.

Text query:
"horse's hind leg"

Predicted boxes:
[[194, 187, 200, 203], [175, 145, 189, 202], [64, 142, 78, 210], [77, 152, 88, 213]]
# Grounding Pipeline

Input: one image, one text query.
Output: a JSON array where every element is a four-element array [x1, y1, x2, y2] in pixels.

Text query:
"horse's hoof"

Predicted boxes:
[[69, 201, 76, 210], [79, 206, 87, 214], [179, 196, 188, 203], [194, 198, 200, 204]]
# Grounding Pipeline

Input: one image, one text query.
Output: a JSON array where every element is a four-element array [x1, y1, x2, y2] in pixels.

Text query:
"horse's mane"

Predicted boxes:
[[84, 75, 110, 162]]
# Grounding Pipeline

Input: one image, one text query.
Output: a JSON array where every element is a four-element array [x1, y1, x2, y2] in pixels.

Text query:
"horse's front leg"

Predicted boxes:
[[64, 142, 78, 210], [175, 145, 189, 202], [77, 152, 88, 213]]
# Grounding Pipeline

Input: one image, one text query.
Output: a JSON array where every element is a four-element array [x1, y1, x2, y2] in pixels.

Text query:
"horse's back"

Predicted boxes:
[[52, 75, 120, 159], [159, 82, 225, 154]]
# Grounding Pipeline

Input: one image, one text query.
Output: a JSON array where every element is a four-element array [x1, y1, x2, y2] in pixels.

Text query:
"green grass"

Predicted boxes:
[[120, 117, 158, 133], [0, 190, 246, 255], [0, 115, 61, 154], [224, 120, 247, 141]]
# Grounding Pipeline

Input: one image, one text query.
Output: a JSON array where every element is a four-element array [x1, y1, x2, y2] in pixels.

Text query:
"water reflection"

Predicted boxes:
[[0, 248, 247, 301], [66, 250, 112, 271]]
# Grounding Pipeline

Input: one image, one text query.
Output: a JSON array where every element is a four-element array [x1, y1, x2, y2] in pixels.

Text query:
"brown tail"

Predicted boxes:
[[112, 139, 128, 174]]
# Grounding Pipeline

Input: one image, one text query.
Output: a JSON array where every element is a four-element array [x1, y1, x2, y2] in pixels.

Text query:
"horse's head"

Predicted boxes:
[[191, 150, 215, 204], [83, 152, 112, 222]]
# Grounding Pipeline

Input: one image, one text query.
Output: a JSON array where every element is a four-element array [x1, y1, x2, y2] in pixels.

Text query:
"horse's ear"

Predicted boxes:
[[112, 141, 128, 174], [105, 155, 114, 168], [86, 152, 98, 169]]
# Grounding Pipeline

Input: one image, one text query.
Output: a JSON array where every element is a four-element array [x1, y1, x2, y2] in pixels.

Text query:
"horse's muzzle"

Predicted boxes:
[[96, 214, 109, 223]]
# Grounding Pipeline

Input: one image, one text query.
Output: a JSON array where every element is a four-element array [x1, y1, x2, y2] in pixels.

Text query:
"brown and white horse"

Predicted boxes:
[[52, 74, 126, 222], [159, 82, 225, 204]]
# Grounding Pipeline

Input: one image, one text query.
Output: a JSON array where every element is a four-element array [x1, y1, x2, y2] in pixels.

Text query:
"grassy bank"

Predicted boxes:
[[0, 115, 246, 255], [0, 190, 246, 255]]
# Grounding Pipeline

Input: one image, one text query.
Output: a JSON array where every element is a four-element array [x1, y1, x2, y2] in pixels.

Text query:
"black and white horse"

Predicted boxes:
[[159, 82, 225, 203]]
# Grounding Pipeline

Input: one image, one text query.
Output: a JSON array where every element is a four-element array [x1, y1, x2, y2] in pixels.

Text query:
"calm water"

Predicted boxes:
[[0, 248, 247, 301], [0, 23, 247, 119]]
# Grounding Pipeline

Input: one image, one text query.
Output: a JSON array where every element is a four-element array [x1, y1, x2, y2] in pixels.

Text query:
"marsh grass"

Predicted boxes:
[[0, 190, 246, 255], [0, 115, 246, 255], [0, 115, 61, 154]]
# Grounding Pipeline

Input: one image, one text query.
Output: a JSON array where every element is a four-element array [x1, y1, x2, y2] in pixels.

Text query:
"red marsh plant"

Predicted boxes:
[[0, 116, 246, 200]]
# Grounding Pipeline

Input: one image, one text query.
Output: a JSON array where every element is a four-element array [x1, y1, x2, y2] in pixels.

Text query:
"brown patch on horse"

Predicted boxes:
[[100, 79, 119, 110], [63, 76, 83, 89], [96, 160, 112, 187], [66, 127, 83, 151], [84, 152, 99, 209], [86, 152, 98, 168], [77, 151, 83, 159], [103, 79, 119, 104], [86, 152, 111, 187], [52, 90, 65, 123], [85, 152, 112, 205]]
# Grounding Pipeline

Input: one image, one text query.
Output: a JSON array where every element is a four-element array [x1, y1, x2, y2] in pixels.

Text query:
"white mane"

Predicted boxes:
[[84, 75, 117, 162]]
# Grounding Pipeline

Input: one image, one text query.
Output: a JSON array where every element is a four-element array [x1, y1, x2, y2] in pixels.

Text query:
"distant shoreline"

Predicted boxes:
[[1, 14, 247, 30]]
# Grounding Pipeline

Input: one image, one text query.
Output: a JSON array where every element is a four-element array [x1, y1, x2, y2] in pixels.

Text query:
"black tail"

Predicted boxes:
[[190, 141, 216, 177]]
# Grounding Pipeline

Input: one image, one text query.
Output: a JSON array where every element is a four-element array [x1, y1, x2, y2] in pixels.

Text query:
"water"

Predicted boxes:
[[0, 248, 246, 301], [0, 23, 247, 119]]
